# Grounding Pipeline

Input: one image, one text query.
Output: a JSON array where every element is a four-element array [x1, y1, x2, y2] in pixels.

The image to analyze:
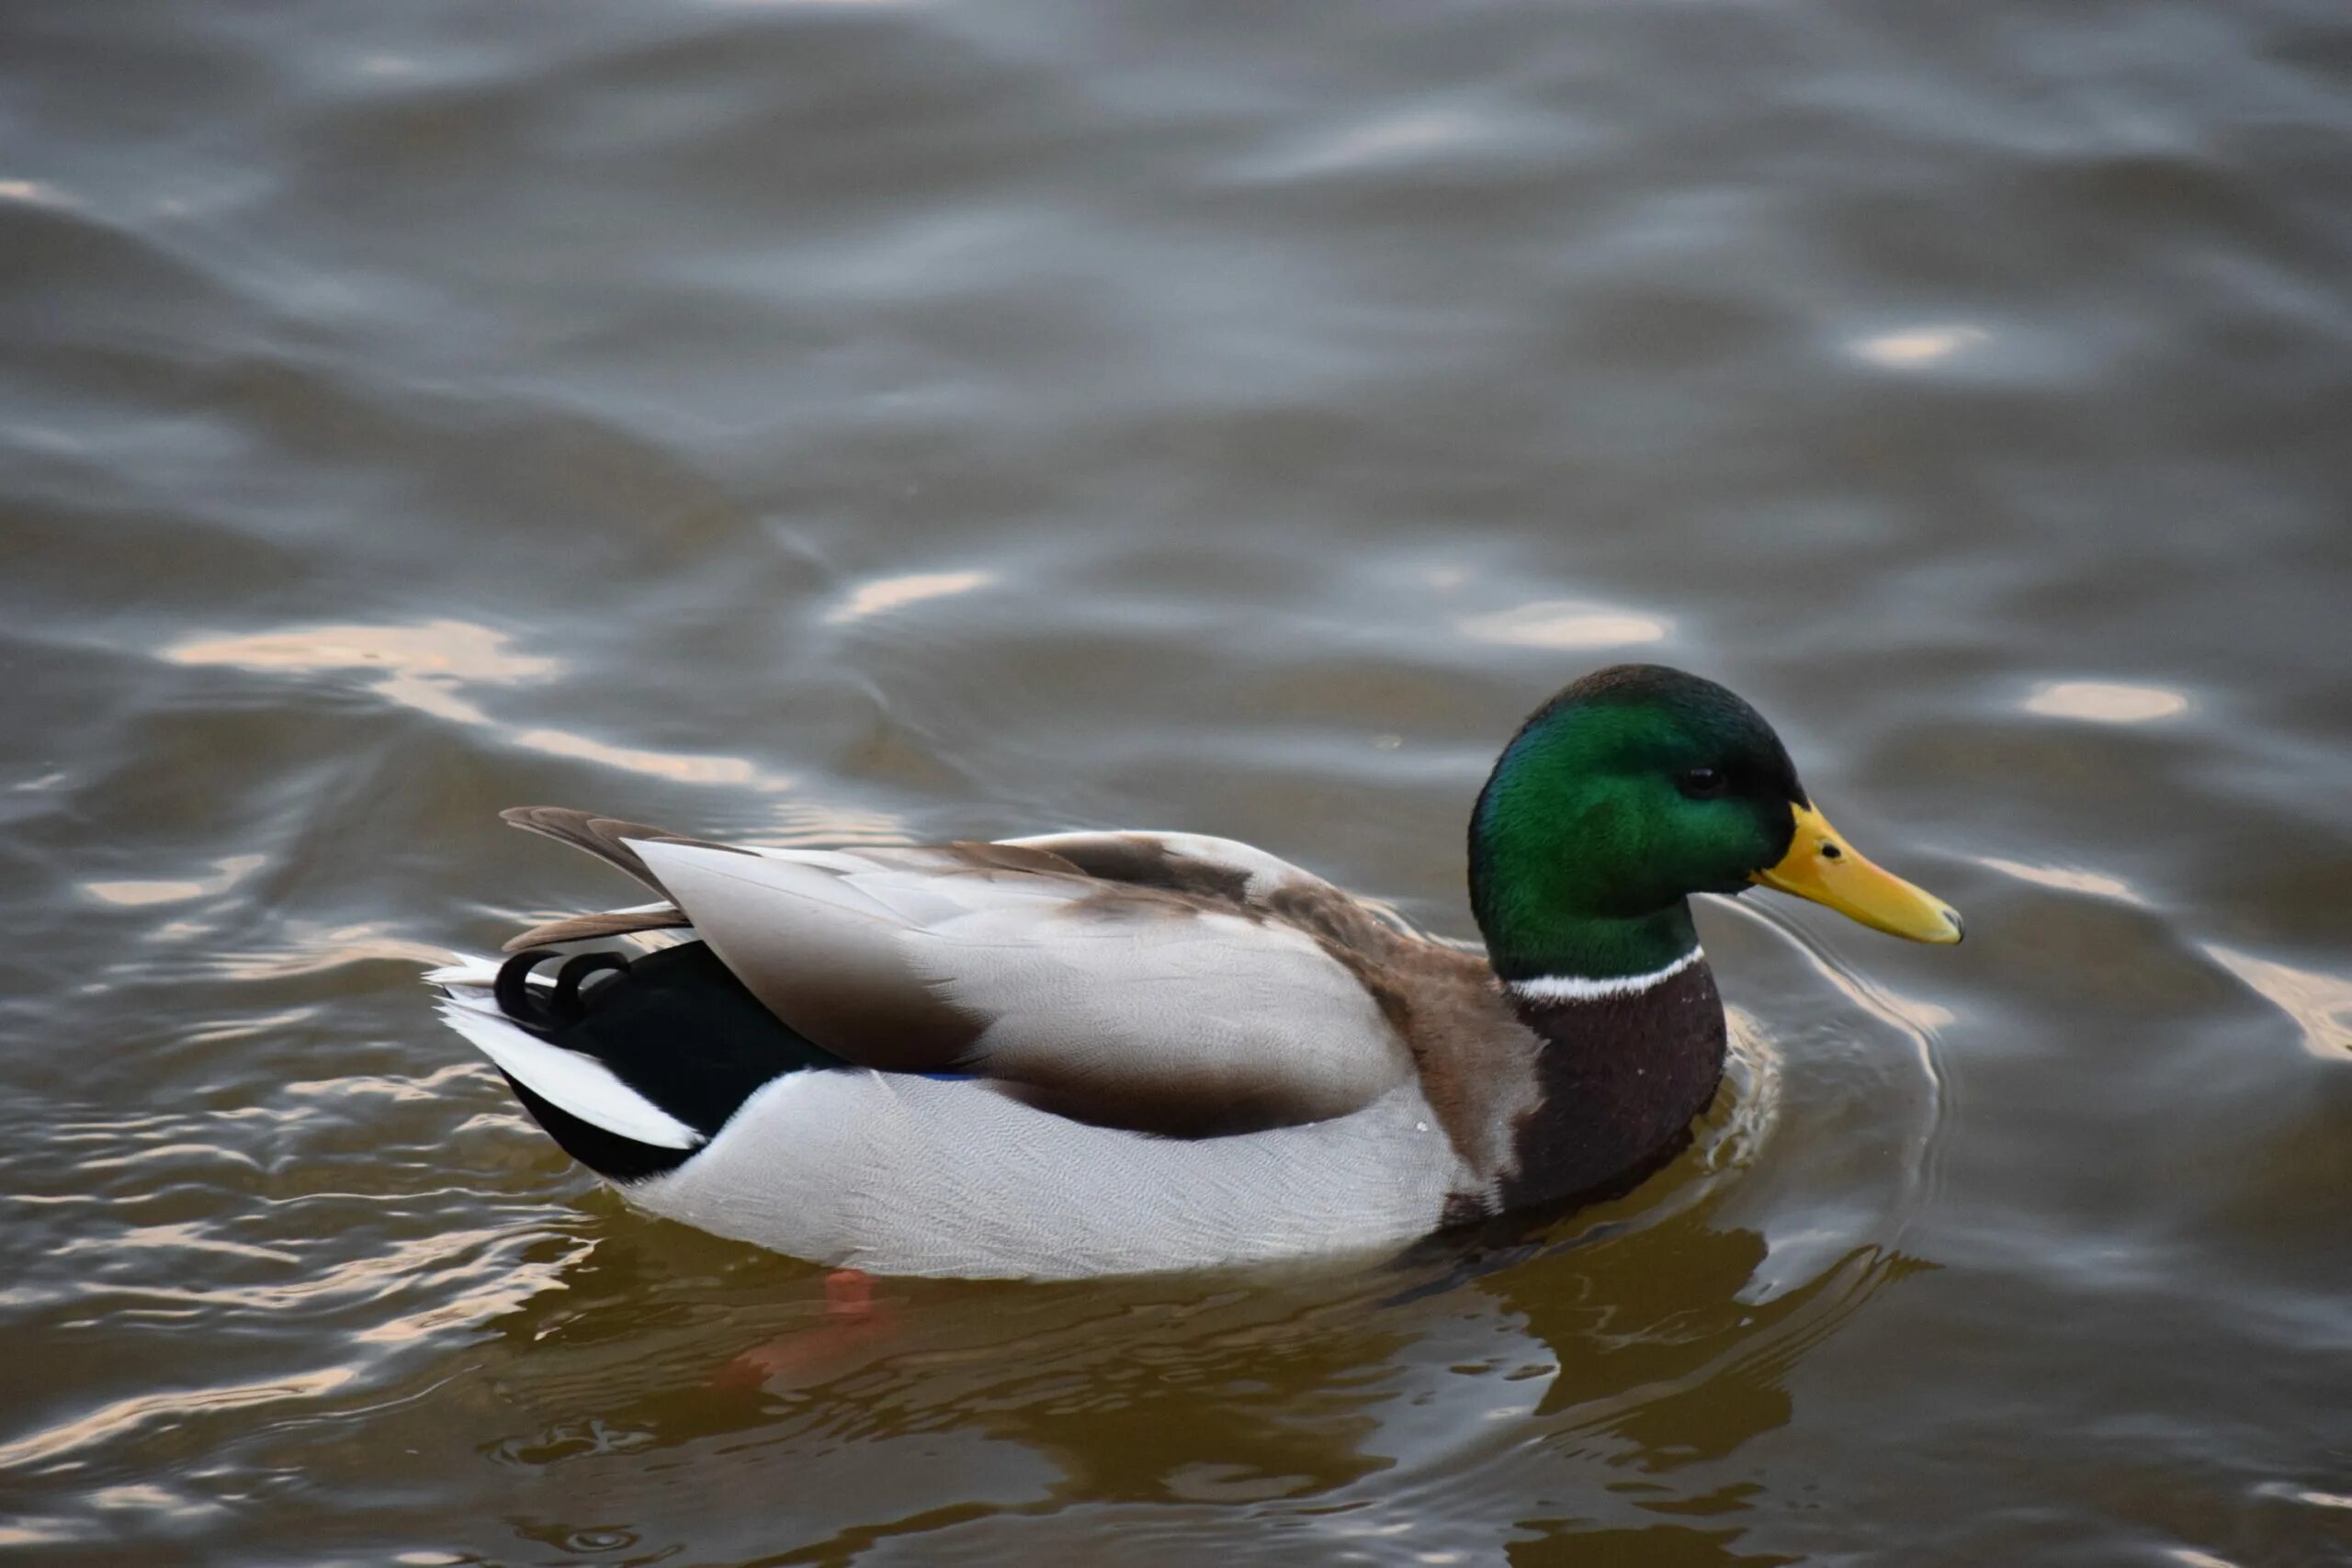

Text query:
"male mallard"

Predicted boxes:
[[428, 664, 1960, 1279]]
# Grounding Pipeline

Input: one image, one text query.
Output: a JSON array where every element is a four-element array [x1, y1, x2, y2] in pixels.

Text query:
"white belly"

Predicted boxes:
[[629, 1070, 1471, 1280]]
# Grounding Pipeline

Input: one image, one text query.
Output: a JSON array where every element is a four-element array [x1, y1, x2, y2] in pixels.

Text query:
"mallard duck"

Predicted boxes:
[[428, 663, 1960, 1280]]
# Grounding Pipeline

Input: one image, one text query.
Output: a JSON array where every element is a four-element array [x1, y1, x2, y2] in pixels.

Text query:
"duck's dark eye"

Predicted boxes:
[[1678, 766, 1727, 800]]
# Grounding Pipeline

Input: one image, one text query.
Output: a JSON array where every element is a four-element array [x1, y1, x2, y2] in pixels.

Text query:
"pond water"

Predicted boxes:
[[4, 1, 2348, 1563]]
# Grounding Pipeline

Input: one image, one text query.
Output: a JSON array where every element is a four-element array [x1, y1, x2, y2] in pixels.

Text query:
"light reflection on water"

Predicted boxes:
[[0, 1365, 361, 1473], [1846, 322, 1990, 368], [822, 569, 996, 625], [164, 620, 797, 789], [1977, 855, 2148, 907], [2205, 945, 2352, 1063], [83, 852, 265, 908], [2023, 679, 2193, 724], [0, 178, 74, 209], [1454, 601, 1672, 650]]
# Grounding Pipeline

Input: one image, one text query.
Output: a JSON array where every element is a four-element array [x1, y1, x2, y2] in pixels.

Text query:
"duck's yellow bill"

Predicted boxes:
[[1751, 803, 1963, 944]]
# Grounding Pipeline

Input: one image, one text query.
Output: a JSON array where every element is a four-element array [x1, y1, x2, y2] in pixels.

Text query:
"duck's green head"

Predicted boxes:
[[1469, 664, 1962, 983]]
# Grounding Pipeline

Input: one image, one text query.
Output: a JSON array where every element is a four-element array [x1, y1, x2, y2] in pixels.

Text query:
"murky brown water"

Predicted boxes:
[[6, 1, 2351, 1562]]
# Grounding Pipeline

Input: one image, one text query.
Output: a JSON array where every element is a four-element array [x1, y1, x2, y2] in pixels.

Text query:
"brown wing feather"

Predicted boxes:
[[941, 840, 1089, 878], [502, 907, 691, 952], [1005, 832, 1254, 903], [499, 806, 756, 894], [496, 806, 755, 952]]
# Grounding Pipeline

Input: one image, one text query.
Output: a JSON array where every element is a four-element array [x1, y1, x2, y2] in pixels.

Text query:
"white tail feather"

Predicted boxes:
[[435, 1000, 702, 1151], [423, 954, 510, 989]]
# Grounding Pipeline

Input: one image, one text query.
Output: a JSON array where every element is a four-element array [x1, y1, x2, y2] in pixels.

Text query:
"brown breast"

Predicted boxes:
[[1489, 961, 1728, 1214]]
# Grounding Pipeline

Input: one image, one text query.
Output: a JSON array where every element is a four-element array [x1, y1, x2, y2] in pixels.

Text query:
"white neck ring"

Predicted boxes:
[[1507, 946, 1703, 1005]]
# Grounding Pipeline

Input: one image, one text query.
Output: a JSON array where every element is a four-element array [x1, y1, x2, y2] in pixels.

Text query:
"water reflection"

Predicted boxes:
[[759, 799, 911, 845], [208, 919, 459, 981], [1457, 602, 1671, 651], [163, 620, 793, 789], [2204, 944, 2352, 1061], [2023, 681, 2190, 724], [823, 570, 995, 626], [456, 1151, 1892, 1561], [1979, 855, 2150, 907], [509, 728, 780, 788], [83, 852, 264, 908], [1250, 108, 1496, 178], [0, 1364, 358, 1472], [2254, 1481, 2352, 1510], [165, 620, 556, 726], [0, 178, 74, 209], [1847, 323, 1988, 368]]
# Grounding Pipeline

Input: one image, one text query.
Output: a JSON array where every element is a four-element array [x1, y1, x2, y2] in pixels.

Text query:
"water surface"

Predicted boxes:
[[5, 1, 2350, 1562]]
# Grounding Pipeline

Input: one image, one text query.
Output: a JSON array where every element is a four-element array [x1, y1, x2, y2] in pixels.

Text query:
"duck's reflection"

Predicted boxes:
[[472, 1161, 1918, 1562]]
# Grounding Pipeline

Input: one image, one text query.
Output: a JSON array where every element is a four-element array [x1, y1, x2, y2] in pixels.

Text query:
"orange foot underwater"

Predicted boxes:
[[715, 1269, 897, 1391]]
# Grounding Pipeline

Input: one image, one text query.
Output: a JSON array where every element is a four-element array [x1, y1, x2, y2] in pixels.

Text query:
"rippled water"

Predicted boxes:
[[6, 1, 2350, 1562]]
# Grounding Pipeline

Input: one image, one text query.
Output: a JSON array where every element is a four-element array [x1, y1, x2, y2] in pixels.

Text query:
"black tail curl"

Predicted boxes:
[[495, 947, 630, 1033], [477, 939, 847, 1183]]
